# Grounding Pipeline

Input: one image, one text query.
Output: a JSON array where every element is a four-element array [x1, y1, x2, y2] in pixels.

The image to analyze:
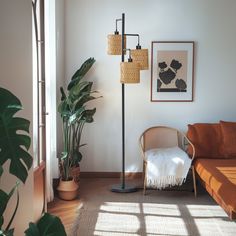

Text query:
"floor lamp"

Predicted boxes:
[[107, 13, 148, 193]]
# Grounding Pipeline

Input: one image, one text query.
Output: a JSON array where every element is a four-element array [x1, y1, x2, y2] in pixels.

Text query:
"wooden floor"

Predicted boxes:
[[47, 177, 142, 234], [47, 177, 195, 235], [47, 195, 81, 234]]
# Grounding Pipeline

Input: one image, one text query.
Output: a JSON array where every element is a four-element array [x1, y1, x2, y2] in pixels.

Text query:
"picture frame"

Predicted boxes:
[[151, 41, 194, 102]]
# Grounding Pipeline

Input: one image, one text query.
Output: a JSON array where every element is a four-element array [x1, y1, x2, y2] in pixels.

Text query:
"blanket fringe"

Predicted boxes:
[[146, 176, 186, 189]]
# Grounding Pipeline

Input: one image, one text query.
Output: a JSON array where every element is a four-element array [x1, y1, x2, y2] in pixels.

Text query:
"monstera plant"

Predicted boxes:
[[0, 87, 32, 183], [0, 87, 66, 236], [58, 57, 100, 181]]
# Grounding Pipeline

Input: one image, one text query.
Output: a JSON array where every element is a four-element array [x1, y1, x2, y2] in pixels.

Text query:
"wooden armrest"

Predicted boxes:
[[139, 134, 147, 162], [179, 130, 195, 161]]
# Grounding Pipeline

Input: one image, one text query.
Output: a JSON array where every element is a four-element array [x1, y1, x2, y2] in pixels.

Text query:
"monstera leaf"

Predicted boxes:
[[0, 88, 33, 183], [25, 213, 66, 236], [0, 166, 3, 177], [0, 182, 19, 233]]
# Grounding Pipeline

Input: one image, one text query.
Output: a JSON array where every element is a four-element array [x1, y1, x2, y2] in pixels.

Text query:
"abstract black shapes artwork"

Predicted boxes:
[[159, 67, 176, 85], [175, 79, 187, 91], [158, 59, 186, 92], [170, 59, 182, 72], [158, 62, 167, 70], [151, 41, 194, 102]]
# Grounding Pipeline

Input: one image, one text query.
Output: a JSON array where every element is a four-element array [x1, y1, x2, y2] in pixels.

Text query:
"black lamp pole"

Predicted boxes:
[[111, 13, 137, 193]]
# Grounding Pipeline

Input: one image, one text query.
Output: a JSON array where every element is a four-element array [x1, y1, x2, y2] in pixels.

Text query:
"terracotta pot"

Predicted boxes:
[[57, 179, 78, 200], [70, 166, 80, 184]]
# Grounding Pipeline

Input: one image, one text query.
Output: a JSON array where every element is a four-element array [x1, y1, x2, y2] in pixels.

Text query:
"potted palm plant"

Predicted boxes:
[[57, 57, 100, 200]]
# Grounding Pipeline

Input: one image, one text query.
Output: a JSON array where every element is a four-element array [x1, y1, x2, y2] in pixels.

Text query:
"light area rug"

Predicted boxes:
[[70, 179, 236, 236]]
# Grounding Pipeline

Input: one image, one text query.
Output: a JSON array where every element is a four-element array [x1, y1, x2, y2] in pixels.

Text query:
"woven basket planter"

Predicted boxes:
[[57, 178, 78, 201], [120, 62, 140, 83], [107, 34, 126, 55], [131, 49, 149, 70]]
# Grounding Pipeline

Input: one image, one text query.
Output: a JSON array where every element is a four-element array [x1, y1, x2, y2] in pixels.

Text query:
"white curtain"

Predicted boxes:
[[45, 0, 56, 202]]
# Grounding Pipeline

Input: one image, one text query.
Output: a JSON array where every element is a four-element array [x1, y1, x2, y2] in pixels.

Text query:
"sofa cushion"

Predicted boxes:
[[194, 158, 236, 218], [187, 123, 223, 158], [220, 121, 236, 158]]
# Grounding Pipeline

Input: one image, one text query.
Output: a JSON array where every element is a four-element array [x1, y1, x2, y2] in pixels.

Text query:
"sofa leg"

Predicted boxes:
[[192, 166, 197, 197]]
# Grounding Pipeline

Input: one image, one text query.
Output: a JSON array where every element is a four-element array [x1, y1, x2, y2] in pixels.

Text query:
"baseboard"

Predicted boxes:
[[80, 171, 142, 179], [53, 172, 142, 190]]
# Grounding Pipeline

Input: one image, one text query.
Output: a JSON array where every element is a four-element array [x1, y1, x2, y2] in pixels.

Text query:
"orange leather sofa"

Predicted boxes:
[[187, 121, 236, 219]]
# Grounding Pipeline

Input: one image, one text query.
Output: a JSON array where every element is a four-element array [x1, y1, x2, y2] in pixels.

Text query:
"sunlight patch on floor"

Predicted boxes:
[[95, 212, 140, 233], [94, 231, 140, 236], [142, 203, 181, 216], [186, 204, 224, 217], [145, 215, 188, 235], [82, 201, 236, 236], [100, 202, 140, 214]]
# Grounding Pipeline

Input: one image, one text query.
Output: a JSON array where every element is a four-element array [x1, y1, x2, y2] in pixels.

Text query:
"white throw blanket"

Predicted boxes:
[[145, 146, 192, 189]]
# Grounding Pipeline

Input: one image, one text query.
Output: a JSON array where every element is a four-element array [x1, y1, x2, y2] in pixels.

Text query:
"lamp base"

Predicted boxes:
[[111, 183, 137, 193]]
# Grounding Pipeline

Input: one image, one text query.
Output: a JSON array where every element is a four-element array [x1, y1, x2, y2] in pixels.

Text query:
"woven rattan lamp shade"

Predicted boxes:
[[131, 49, 148, 70], [107, 34, 126, 55], [120, 62, 140, 83]]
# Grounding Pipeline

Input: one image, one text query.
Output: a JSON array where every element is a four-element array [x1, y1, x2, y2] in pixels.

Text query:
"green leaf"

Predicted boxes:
[[24, 222, 40, 236], [0, 182, 19, 229], [67, 57, 95, 90], [65, 75, 83, 92], [5, 184, 20, 231], [25, 213, 66, 236], [59, 87, 67, 101], [68, 107, 85, 125], [79, 143, 87, 148], [69, 81, 93, 104], [1, 228, 14, 236], [72, 150, 82, 165], [0, 217, 3, 229], [60, 152, 68, 160], [74, 95, 97, 111], [0, 165, 3, 177], [81, 108, 96, 123], [0, 190, 8, 228], [57, 99, 71, 118], [0, 87, 33, 183]]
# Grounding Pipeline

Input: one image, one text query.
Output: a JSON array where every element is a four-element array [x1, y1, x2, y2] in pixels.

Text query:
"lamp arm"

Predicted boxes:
[[125, 34, 140, 47], [115, 18, 122, 34], [114, 19, 141, 46]]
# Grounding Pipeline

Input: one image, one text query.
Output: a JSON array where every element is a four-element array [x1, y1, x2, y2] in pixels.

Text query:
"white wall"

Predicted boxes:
[[0, 0, 33, 235], [64, 0, 236, 172]]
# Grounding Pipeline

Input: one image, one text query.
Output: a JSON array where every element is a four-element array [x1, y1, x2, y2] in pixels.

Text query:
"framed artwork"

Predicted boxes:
[[151, 41, 194, 102]]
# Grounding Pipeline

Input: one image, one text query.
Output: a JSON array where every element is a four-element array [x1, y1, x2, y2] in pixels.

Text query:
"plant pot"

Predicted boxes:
[[57, 179, 79, 200], [70, 165, 80, 184]]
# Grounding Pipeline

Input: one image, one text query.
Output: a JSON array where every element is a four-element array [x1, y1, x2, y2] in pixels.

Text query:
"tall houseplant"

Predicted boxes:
[[57, 57, 100, 199], [0, 87, 66, 236]]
